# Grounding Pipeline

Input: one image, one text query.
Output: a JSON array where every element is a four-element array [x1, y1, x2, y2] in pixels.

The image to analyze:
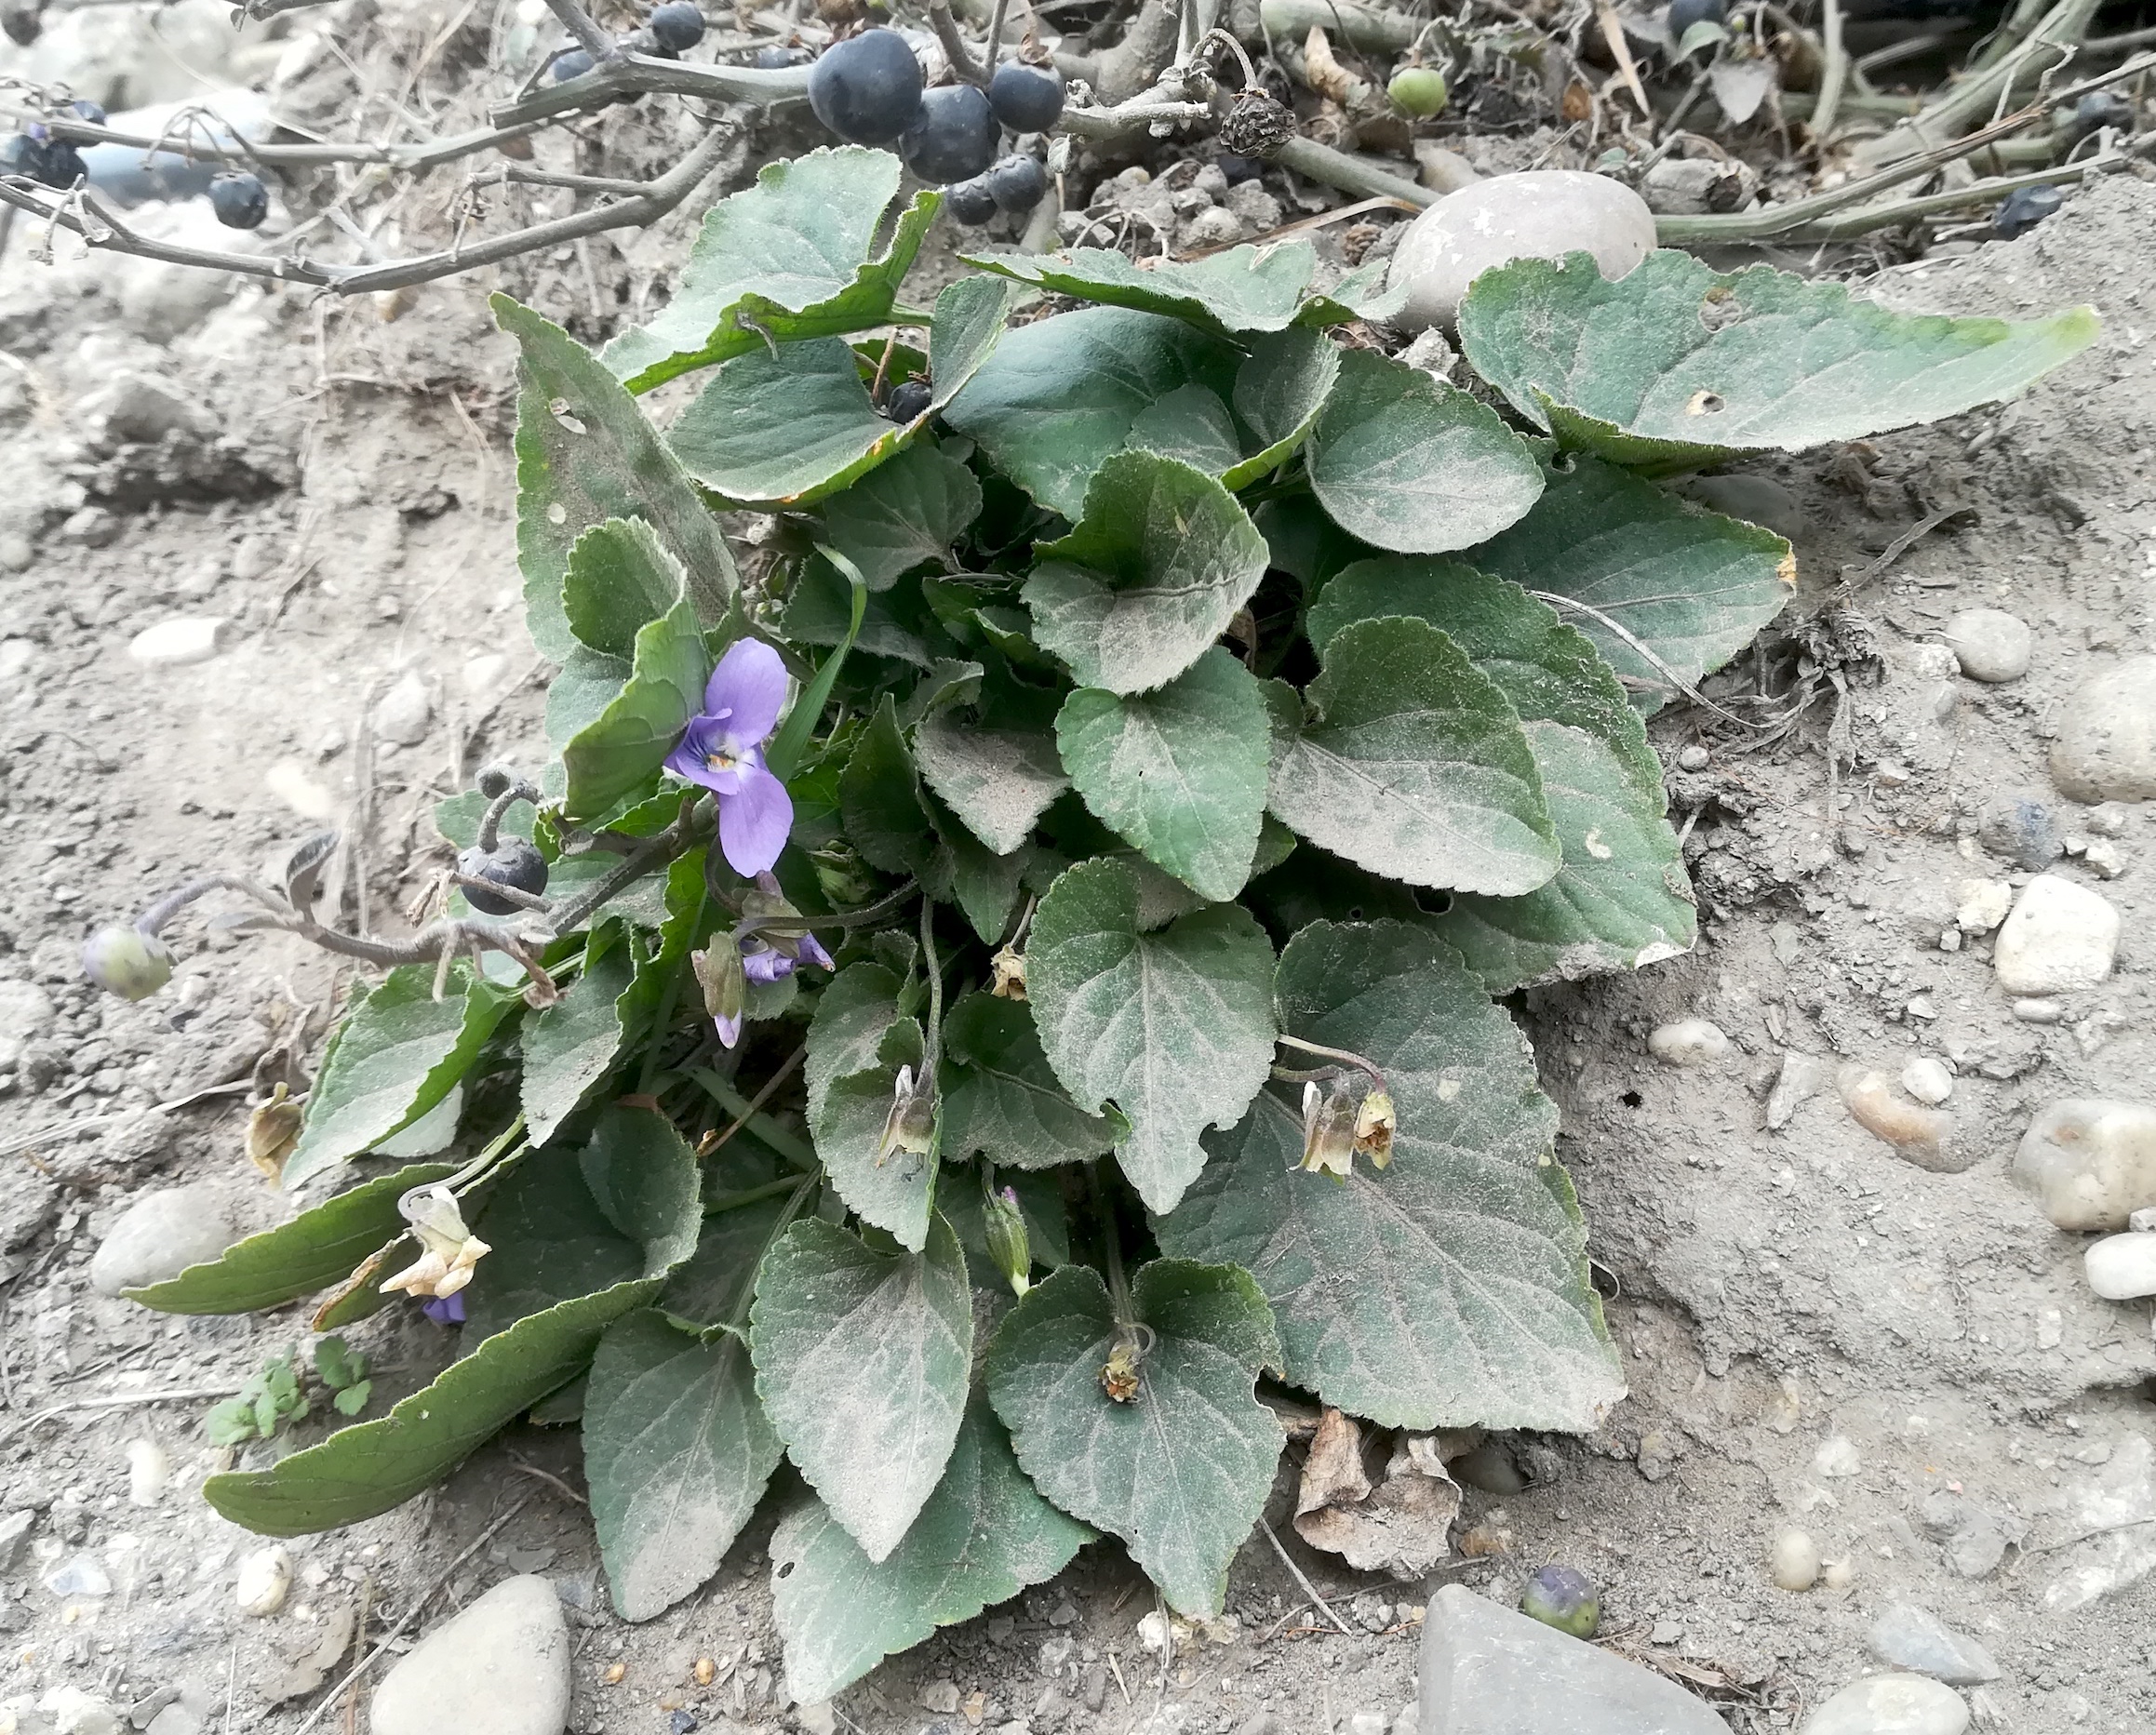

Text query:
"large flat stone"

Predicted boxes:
[[368, 1576, 569, 1735]]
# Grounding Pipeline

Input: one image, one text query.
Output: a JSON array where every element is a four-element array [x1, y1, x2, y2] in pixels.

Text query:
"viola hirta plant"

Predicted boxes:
[[87, 145, 2096, 1700]]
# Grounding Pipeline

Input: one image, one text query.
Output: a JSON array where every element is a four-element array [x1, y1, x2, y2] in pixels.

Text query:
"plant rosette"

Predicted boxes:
[[89, 144, 2096, 1695]]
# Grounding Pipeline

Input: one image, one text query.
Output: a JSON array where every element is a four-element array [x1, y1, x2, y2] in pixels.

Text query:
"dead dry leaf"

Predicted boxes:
[[1293, 1408, 1461, 1577]]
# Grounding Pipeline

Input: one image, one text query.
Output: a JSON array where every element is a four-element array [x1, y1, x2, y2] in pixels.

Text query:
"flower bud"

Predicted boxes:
[[877, 1064, 937, 1166], [1520, 1565, 1600, 1638], [1298, 1080, 1357, 1180], [982, 1184, 1032, 1297], [82, 925, 176, 1001], [691, 943, 747, 1049]]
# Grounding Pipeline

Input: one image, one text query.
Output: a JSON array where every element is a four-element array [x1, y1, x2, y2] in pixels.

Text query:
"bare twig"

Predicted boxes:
[[3, 104, 552, 172], [929, 0, 991, 85], [1812, 0, 1848, 142], [0, 1385, 246, 1451], [1258, 1518, 1359, 1637], [539, 0, 617, 63]]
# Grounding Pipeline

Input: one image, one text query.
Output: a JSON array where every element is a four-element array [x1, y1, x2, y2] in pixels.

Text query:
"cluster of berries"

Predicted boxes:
[[549, 2, 706, 81], [808, 28, 1062, 223], [3, 100, 271, 229]]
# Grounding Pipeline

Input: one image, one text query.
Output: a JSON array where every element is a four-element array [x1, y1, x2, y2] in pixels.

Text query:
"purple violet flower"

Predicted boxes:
[[422, 1292, 466, 1326], [663, 638, 795, 877], [741, 943, 794, 986]]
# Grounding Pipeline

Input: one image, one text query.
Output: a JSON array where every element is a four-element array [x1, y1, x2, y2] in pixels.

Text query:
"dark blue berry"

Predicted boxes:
[[11, 131, 87, 190], [944, 177, 998, 225], [209, 171, 269, 229], [1215, 153, 1263, 183], [1667, 0, 1727, 38], [458, 839, 549, 914], [985, 153, 1045, 213], [649, 2, 704, 50], [809, 29, 925, 145], [550, 45, 595, 80], [885, 379, 932, 422], [901, 83, 998, 185], [987, 60, 1064, 132], [1992, 183, 2063, 239], [2069, 90, 2133, 139]]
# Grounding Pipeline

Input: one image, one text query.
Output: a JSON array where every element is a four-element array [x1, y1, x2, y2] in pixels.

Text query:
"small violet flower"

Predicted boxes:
[[421, 1292, 466, 1327], [664, 638, 795, 877], [692, 874, 834, 1050]]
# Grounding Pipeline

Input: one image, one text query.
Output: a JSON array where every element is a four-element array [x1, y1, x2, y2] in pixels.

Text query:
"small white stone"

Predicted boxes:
[[1812, 1435, 1861, 1478], [462, 652, 511, 695], [373, 671, 434, 747], [1386, 170, 1656, 332], [38, 1689, 122, 1735], [794, 1703, 837, 1735], [1953, 878, 2013, 933], [1940, 609, 2032, 682], [2012, 997, 2065, 1023], [1821, 1557, 1857, 1591], [1770, 1529, 1821, 1592], [265, 760, 340, 821], [2084, 839, 2127, 880], [2085, 804, 2131, 838], [1991, 874, 2119, 994], [1902, 1058, 1955, 1105], [2014, 1099, 2156, 1231], [235, 1545, 291, 1616], [1346, 1714, 1387, 1735], [2130, 1207, 2156, 1234], [127, 617, 229, 668], [1678, 744, 1710, 771], [1799, 1675, 1967, 1735], [1647, 1019, 1729, 1067], [2085, 1234, 2156, 1301], [125, 1439, 168, 1507]]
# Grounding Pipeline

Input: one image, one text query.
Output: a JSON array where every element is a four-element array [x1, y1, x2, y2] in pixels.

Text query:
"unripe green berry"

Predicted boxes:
[[1520, 1565, 1600, 1638], [82, 926, 176, 1001], [1388, 66, 1449, 118]]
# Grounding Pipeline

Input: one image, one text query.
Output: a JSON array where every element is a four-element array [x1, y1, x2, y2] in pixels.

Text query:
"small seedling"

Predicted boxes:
[[206, 1353, 310, 1447], [312, 1336, 373, 1417]]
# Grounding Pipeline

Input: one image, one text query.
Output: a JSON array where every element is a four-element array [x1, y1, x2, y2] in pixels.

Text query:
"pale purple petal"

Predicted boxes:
[[665, 714, 743, 793], [714, 1008, 743, 1049], [797, 932, 835, 971], [741, 944, 796, 985], [707, 638, 789, 746], [717, 763, 793, 876], [422, 1293, 465, 1326]]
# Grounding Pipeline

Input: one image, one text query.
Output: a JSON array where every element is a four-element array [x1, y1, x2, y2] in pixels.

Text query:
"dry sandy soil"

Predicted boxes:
[[3, 20, 2155, 1733]]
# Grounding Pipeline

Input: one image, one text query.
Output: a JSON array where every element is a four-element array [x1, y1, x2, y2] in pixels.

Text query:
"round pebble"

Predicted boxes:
[[1939, 608, 2032, 682], [127, 617, 229, 668], [2084, 1232, 2156, 1301], [1821, 1556, 1857, 1591], [235, 1545, 291, 1616], [1647, 1019, 1730, 1067], [1900, 1058, 1954, 1106], [1386, 170, 1656, 332], [88, 1186, 237, 1298], [1799, 1674, 1967, 1735], [2050, 654, 2156, 802], [1770, 1529, 1821, 1592], [368, 1575, 570, 1735], [1677, 745, 1710, 771], [1812, 1435, 1861, 1478], [1990, 874, 2119, 995], [125, 1439, 168, 1507], [2013, 1099, 2156, 1231]]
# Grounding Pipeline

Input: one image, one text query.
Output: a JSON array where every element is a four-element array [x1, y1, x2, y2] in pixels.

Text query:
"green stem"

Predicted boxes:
[[919, 900, 944, 1080], [722, 1170, 820, 1337], [690, 1068, 819, 1169], [703, 1173, 809, 1215], [636, 885, 706, 1095], [1088, 1163, 1135, 1327], [443, 1114, 527, 1196]]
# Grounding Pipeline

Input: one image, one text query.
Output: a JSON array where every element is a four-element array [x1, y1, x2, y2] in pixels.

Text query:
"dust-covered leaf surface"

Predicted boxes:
[[939, 992, 1118, 1170], [963, 239, 1333, 335], [810, 1015, 936, 1249], [814, 438, 984, 591], [1155, 920, 1625, 1432], [749, 1215, 973, 1561], [1056, 648, 1272, 903], [1469, 456, 1793, 710], [1304, 349, 1544, 554], [1025, 859, 1276, 1213], [984, 1260, 1282, 1616], [1269, 615, 1560, 897], [1023, 453, 1269, 696], [520, 922, 640, 1145], [771, 1397, 1093, 1703], [584, 1309, 783, 1620], [1456, 247, 2098, 471], [913, 708, 1069, 858]]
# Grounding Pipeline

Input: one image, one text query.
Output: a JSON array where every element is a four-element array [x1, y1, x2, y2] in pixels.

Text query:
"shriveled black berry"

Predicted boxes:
[[1667, 0, 1727, 37], [944, 177, 998, 225], [1992, 183, 2063, 239], [458, 839, 549, 914], [987, 60, 1064, 132], [986, 153, 1045, 213], [2069, 90, 2133, 140], [68, 99, 106, 126], [12, 133, 86, 190], [550, 45, 595, 80], [1215, 152, 1264, 183], [475, 765, 516, 799], [885, 379, 933, 422], [901, 83, 998, 185], [809, 29, 925, 144], [649, 2, 705, 51], [209, 171, 269, 230]]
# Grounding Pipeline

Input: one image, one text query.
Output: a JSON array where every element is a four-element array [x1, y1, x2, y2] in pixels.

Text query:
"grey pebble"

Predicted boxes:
[[2050, 655, 2156, 802], [1800, 1675, 1968, 1735], [0, 1509, 34, 1573], [1940, 608, 2032, 682], [370, 1576, 570, 1735], [1975, 791, 2060, 869], [1867, 1602, 2002, 1685], [88, 1185, 234, 1298]]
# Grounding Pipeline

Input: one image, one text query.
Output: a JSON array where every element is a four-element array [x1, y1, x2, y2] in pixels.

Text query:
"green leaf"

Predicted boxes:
[[668, 275, 1010, 509], [837, 694, 935, 874], [1469, 455, 1793, 710], [771, 1396, 1093, 1703], [939, 992, 1118, 1170], [562, 518, 692, 661], [1455, 247, 2098, 472], [1268, 616, 1560, 896], [944, 311, 1335, 520], [1304, 349, 1544, 554], [660, 1160, 796, 1328], [332, 1384, 369, 1416], [494, 294, 736, 661], [283, 968, 517, 1190], [944, 1168, 1070, 1278], [984, 1259, 1281, 1617], [462, 1145, 642, 1341], [1024, 453, 1269, 696], [913, 707, 1068, 857], [923, 795, 1028, 942], [814, 439, 984, 592], [1055, 648, 1271, 903], [604, 147, 935, 393], [805, 961, 904, 1129], [520, 922, 640, 1144], [1309, 558, 1694, 988], [560, 565, 707, 821], [1155, 920, 1626, 1432], [811, 1017, 936, 1249], [1026, 859, 1276, 1214], [125, 1161, 453, 1315], [963, 239, 1349, 336], [750, 1215, 973, 1561], [578, 1104, 704, 1261], [584, 1309, 783, 1620]]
